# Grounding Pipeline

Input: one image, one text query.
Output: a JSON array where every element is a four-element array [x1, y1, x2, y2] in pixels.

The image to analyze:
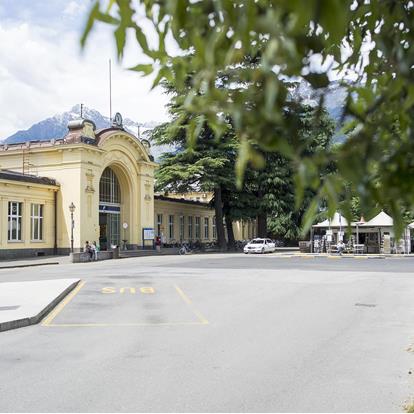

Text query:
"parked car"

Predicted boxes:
[[243, 238, 276, 254]]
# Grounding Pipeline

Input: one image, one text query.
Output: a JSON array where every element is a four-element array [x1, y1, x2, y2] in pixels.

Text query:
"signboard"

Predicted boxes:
[[327, 234, 332, 242], [326, 230, 333, 235], [99, 204, 121, 214], [143, 228, 155, 240]]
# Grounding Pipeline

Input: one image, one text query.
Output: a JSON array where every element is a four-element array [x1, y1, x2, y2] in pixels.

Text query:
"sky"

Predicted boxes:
[[0, 0, 170, 139]]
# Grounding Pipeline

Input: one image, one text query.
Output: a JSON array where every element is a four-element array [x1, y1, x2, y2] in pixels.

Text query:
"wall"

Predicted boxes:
[[0, 131, 157, 253], [0, 178, 58, 258], [154, 199, 216, 243]]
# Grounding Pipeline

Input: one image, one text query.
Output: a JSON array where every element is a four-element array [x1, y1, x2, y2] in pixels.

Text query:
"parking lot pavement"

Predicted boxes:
[[0, 254, 414, 412]]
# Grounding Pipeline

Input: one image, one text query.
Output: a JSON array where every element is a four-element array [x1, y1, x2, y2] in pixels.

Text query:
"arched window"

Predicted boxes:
[[99, 167, 121, 204]]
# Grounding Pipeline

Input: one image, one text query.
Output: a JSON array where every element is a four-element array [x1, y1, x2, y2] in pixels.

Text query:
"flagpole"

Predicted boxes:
[[109, 59, 112, 122]]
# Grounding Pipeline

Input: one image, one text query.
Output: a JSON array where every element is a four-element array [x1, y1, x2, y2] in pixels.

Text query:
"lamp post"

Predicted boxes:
[[69, 202, 75, 253]]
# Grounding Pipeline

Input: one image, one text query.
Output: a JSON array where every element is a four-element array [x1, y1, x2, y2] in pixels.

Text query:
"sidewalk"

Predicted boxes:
[[271, 251, 414, 259], [0, 255, 70, 269], [0, 278, 80, 332]]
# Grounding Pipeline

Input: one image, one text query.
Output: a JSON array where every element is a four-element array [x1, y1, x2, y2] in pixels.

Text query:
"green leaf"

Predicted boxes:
[[80, 1, 100, 49], [128, 63, 154, 75]]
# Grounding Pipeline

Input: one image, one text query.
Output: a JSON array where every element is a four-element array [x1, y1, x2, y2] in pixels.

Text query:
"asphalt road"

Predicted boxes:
[[1, 254, 414, 412]]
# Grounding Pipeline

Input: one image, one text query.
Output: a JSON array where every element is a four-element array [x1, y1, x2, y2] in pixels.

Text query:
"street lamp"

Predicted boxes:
[[69, 202, 76, 253]]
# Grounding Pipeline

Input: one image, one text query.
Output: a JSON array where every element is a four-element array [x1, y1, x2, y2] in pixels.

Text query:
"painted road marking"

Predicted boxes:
[[42, 280, 86, 326], [42, 322, 206, 327], [174, 284, 209, 325], [43, 283, 208, 328], [101, 287, 156, 294]]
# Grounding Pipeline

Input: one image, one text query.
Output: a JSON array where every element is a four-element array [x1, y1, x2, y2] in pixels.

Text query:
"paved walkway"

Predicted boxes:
[[0, 255, 70, 269], [0, 278, 80, 332]]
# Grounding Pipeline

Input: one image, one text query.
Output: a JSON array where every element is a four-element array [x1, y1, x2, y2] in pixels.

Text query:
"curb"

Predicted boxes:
[[0, 279, 80, 332], [0, 262, 60, 270]]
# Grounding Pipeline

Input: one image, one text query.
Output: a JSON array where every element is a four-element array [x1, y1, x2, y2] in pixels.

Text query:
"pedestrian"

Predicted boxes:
[[84, 241, 93, 261], [91, 241, 99, 261], [337, 240, 345, 255], [155, 236, 161, 252]]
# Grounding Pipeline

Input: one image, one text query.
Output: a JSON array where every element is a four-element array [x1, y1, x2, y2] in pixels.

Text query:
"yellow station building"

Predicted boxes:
[[0, 114, 256, 259]]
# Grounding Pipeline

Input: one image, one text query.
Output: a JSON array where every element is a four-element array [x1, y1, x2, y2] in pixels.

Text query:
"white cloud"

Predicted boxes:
[[0, 15, 169, 139], [63, 1, 86, 16]]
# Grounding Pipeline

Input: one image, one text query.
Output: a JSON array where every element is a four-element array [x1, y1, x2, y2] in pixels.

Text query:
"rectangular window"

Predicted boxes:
[[195, 217, 201, 239], [157, 214, 163, 236], [212, 216, 217, 239], [204, 217, 209, 239], [31, 204, 44, 241], [8, 201, 23, 241], [169, 215, 174, 239], [188, 216, 193, 240], [179, 216, 185, 241]]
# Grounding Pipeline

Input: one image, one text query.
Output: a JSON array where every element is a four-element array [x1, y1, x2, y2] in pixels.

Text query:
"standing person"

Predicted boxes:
[[155, 236, 161, 252], [91, 241, 99, 261], [84, 241, 93, 261]]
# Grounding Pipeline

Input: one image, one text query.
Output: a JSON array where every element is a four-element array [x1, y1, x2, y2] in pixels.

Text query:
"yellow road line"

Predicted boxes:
[[174, 284, 209, 325], [42, 280, 86, 326], [174, 284, 192, 305], [46, 321, 206, 328]]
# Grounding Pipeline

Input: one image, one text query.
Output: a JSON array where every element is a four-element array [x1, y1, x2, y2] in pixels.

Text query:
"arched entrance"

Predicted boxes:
[[99, 167, 121, 250]]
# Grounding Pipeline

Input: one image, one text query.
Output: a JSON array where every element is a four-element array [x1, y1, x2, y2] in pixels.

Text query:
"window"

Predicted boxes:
[[188, 216, 193, 239], [179, 216, 185, 241], [8, 202, 22, 241], [195, 217, 201, 239], [204, 217, 209, 239], [169, 215, 174, 239], [212, 216, 217, 239], [99, 167, 121, 204], [31, 204, 44, 241], [157, 214, 163, 236]]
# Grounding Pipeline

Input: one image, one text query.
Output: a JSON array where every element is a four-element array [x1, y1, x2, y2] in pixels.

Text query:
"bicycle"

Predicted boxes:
[[178, 242, 192, 255]]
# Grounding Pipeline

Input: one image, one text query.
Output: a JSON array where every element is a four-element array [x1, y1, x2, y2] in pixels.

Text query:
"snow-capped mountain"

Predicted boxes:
[[3, 105, 166, 159]]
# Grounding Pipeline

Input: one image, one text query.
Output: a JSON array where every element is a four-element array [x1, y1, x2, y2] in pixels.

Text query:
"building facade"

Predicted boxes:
[[0, 116, 224, 259]]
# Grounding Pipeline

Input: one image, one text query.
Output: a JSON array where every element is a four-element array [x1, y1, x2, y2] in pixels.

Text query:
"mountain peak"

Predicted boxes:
[[3, 106, 160, 145]]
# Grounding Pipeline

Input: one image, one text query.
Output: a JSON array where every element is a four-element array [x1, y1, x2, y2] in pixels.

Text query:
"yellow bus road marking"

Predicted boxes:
[[44, 321, 207, 328], [101, 287, 156, 294], [42, 280, 86, 326], [174, 284, 209, 325]]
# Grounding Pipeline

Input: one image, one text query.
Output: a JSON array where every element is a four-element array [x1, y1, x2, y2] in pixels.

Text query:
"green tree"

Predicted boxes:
[[82, 0, 414, 235], [152, 111, 238, 250], [244, 104, 335, 241]]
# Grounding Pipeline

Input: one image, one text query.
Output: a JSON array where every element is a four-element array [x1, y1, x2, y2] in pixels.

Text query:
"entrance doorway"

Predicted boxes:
[[99, 167, 122, 250], [99, 212, 120, 250]]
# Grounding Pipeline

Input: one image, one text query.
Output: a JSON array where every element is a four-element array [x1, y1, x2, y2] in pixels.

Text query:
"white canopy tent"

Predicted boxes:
[[311, 211, 411, 254], [364, 211, 394, 227], [312, 212, 349, 228]]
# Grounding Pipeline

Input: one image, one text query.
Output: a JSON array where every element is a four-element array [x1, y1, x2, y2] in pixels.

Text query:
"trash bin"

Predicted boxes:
[[112, 246, 120, 259], [298, 241, 311, 253]]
